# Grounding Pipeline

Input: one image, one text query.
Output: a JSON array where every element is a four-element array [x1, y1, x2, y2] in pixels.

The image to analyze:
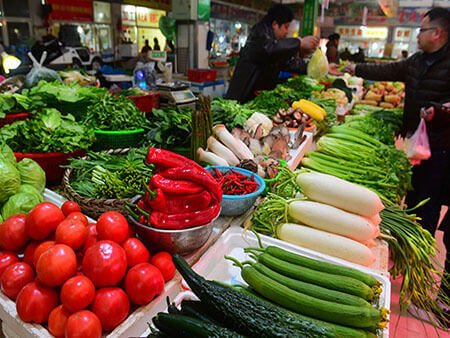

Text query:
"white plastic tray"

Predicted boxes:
[[182, 227, 391, 338], [287, 130, 313, 171]]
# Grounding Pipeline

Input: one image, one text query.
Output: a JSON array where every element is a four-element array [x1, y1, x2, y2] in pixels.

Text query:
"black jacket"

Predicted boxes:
[[226, 21, 307, 104], [356, 43, 450, 149]]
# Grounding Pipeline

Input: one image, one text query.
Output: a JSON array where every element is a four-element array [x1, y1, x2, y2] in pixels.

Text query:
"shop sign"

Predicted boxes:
[[398, 7, 429, 23], [122, 5, 136, 26], [302, 0, 319, 36], [136, 7, 165, 27], [361, 26, 388, 39], [399, 0, 432, 7], [198, 0, 211, 21], [94, 1, 111, 24], [47, 0, 93, 22], [123, 0, 171, 12]]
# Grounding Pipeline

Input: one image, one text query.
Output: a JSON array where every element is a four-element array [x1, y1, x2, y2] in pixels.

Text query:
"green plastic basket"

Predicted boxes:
[[93, 129, 146, 151]]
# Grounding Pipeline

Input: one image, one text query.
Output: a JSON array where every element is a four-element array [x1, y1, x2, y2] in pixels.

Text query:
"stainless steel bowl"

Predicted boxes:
[[128, 196, 220, 256]]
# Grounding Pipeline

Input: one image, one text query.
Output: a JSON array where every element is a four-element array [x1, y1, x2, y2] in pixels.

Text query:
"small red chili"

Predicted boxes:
[[211, 170, 259, 196]]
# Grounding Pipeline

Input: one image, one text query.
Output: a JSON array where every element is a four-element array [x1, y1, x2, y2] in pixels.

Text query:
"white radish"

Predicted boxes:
[[288, 200, 379, 242], [277, 223, 376, 267], [367, 213, 382, 226], [295, 171, 384, 217], [213, 124, 254, 160], [207, 136, 239, 166], [197, 148, 229, 166]]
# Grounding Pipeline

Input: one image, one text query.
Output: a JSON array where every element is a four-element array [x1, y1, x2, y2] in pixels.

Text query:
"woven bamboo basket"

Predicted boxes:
[[61, 148, 137, 219]]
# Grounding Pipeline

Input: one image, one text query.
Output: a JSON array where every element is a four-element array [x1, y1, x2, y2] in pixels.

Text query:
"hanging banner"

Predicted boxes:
[[302, 0, 319, 36], [47, 0, 93, 22], [198, 0, 211, 21]]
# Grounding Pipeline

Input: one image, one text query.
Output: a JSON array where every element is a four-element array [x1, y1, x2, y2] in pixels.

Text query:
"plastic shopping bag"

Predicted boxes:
[[403, 118, 431, 162]]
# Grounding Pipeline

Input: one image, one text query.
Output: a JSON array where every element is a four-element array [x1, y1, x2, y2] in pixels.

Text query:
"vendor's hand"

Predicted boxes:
[[300, 36, 319, 52], [344, 62, 356, 75], [328, 63, 343, 76]]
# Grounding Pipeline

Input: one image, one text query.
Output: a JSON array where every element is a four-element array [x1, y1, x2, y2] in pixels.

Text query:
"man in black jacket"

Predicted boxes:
[[226, 4, 320, 103], [348, 7, 450, 323]]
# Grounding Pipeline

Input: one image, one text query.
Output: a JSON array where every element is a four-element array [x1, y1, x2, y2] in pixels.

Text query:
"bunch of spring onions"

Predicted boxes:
[[301, 125, 412, 203], [380, 203, 449, 329]]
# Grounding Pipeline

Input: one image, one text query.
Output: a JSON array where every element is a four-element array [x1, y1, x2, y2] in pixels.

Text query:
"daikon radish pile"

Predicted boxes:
[[277, 223, 376, 266], [295, 171, 384, 217], [288, 200, 380, 242]]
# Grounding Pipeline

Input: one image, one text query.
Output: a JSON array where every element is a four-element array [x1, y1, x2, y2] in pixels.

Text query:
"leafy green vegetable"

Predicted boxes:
[[0, 142, 16, 166], [17, 159, 46, 193], [0, 157, 21, 204], [146, 107, 191, 148], [344, 115, 395, 145], [83, 93, 149, 131], [0, 108, 94, 153], [19, 184, 43, 203], [351, 104, 403, 133], [0, 93, 32, 118], [211, 97, 254, 130], [245, 90, 290, 118], [284, 75, 320, 93], [1, 192, 41, 219], [115, 88, 147, 97], [309, 98, 337, 137]]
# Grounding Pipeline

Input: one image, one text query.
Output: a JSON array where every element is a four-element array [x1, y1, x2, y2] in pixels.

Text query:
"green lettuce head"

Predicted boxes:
[[0, 157, 21, 204], [1, 192, 41, 219], [0, 143, 16, 167], [19, 184, 43, 203], [0, 214, 3, 223], [307, 49, 329, 80], [17, 158, 46, 193]]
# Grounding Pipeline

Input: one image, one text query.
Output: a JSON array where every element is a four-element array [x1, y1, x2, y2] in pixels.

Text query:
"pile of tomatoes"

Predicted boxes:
[[0, 200, 175, 338]]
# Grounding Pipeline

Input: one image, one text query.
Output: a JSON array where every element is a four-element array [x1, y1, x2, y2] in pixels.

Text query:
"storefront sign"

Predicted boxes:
[[399, 0, 432, 7], [123, 0, 171, 12], [136, 7, 165, 27], [47, 0, 93, 22], [122, 5, 136, 26], [361, 26, 388, 39], [398, 7, 430, 23], [198, 0, 211, 21], [302, 0, 319, 36], [94, 1, 111, 24]]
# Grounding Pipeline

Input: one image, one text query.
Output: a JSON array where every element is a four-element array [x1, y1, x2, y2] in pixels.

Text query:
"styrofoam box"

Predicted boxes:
[[0, 189, 184, 338], [176, 227, 391, 338]]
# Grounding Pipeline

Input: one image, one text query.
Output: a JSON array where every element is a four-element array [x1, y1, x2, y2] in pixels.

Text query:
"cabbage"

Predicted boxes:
[[307, 49, 329, 79], [17, 158, 46, 193], [0, 143, 16, 167], [0, 214, 3, 223], [19, 184, 43, 203], [0, 158, 21, 204], [1, 192, 41, 219]]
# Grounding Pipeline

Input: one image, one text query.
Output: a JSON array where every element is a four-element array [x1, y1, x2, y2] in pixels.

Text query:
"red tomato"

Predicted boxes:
[[65, 212, 89, 227], [124, 263, 164, 305], [61, 201, 81, 217], [16, 281, 59, 323], [0, 251, 19, 276], [36, 244, 77, 286], [25, 202, 65, 240], [82, 224, 98, 253], [33, 241, 56, 268], [1, 262, 35, 299], [150, 252, 176, 282], [82, 240, 127, 287], [48, 305, 71, 338], [61, 275, 95, 312], [55, 219, 88, 250], [90, 287, 129, 331], [121, 238, 150, 268], [0, 215, 29, 251], [96, 212, 129, 244], [66, 310, 102, 338], [23, 241, 38, 266]]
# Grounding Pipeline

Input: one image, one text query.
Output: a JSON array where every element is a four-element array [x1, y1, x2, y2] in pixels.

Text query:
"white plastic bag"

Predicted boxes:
[[403, 118, 431, 162]]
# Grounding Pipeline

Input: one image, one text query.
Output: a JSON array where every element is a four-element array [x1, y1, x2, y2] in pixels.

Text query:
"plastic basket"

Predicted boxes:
[[14, 149, 87, 184], [127, 93, 160, 113], [93, 129, 146, 151], [187, 69, 217, 82], [0, 113, 31, 127]]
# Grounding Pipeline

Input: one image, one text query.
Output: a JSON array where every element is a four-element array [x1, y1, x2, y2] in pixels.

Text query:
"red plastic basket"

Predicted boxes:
[[0, 113, 31, 128], [14, 149, 87, 184], [127, 93, 160, 113], [187, 69, 217, 82]]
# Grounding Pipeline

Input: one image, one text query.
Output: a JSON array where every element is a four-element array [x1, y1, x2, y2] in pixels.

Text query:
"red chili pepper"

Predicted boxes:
[[159, 166, 223, 202], [163, 190, 212, 214], [137, 198, 152, 213], [139, 215, 148, 225], [146, 148, 203, 170], [145, 186, 167, 212], [151, 174, 204, 195], [149, 202, 220, 230], [211, 170, 259, 196]]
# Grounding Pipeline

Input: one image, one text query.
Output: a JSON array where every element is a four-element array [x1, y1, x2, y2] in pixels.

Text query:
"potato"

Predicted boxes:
[[365, 91, 383, 102], [384, 94, 401, 105], [359, 100, 378, 106], [379, 102, 395, 108]]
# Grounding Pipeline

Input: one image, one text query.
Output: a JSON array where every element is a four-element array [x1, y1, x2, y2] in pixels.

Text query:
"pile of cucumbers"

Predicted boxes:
[[149, 250, 389, 338]]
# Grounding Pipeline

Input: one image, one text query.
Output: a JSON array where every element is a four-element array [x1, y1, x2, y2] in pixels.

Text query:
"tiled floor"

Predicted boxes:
[[388, 207, 449, 337]]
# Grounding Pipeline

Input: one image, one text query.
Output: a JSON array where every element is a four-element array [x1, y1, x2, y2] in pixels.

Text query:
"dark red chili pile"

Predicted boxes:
[[212, 168, 259, 196]]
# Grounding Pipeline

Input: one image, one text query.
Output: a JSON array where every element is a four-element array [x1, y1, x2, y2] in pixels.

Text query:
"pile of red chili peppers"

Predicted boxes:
[[129, 148, 222, 230], [212, 168, 259, 196]]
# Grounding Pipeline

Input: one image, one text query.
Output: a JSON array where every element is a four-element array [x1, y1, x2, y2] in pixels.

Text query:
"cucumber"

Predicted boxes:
[[253, 262, 372, 307], [173, 253, 375, 338], [152, 313, 242, 338], [241, 266, 386, 330], [258, 253, 376, 301], [264, 246, 380, 288], [179, 300, 221, 325]]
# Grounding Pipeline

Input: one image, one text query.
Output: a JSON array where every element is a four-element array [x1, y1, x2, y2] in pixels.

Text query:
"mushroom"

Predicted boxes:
[[293, 111, 302, 122], [278, 108, 288, 117], [273, 114, 283, 124]]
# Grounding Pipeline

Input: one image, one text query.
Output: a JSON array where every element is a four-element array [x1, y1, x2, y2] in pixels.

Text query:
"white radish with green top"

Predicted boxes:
[[295, 171, 384, 217], [277, 223, 376, 267], [288, 200, 380, 243]]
